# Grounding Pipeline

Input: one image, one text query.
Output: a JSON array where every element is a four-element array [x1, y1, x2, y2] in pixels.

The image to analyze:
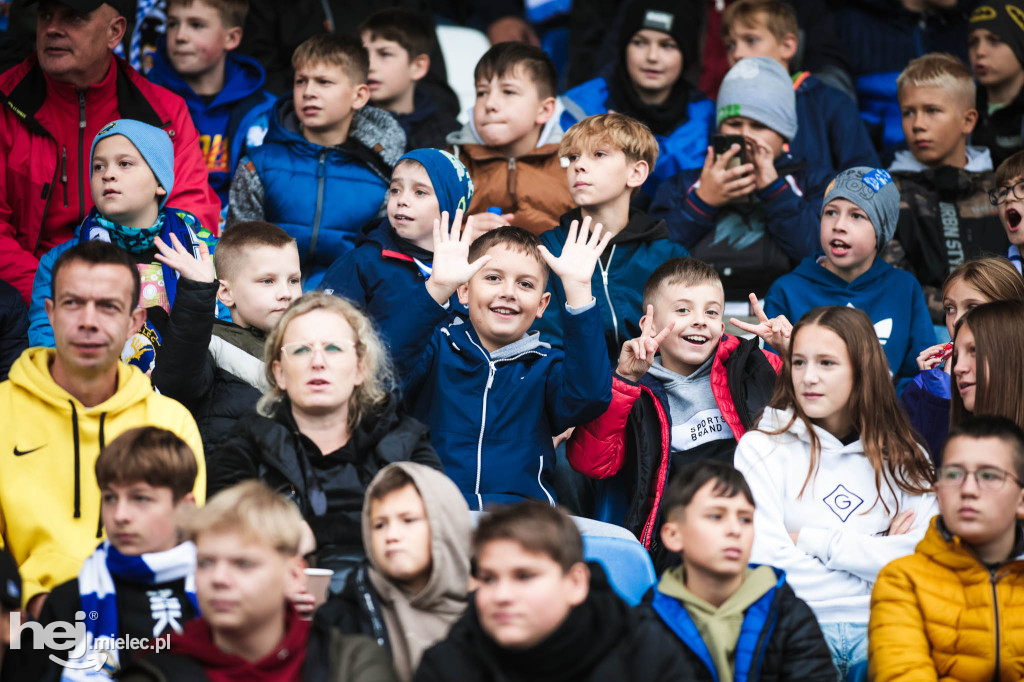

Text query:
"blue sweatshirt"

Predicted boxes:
[[764, 256, 936, 392]]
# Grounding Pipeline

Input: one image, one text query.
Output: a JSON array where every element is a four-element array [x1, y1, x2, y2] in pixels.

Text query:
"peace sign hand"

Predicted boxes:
[[616, 306, 676, 382], [729, 293, 793, 352]]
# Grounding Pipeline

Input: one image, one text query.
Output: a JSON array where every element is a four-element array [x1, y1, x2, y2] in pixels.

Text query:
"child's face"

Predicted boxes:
[[968, 28, 1024, 90], [719, 116, 785, 160], [791, 323, 854, 438], [899, 83, 976, 168], [294, 61, 369, 142], [457, 245, 551, 353], [194, 530, 304, 633], [819, 198, 878, 282], [660, 480, 754, 580], [217, 244, 302, 332], [166, 1, 240, 80], [625, 28, 683, 101], [565, 143, 646, 209], [473, 67, 554, 154], [996, 175, 1024, 246], [725, 17, 797, 67], [388, 161, 440, 251], [90, 135, 166, 228], [362, 32, 424, 110], [937, 435, 1024, 555], [943, 278, 989, 340], [645, 281, 725, 377], [369, 483, 432, 593], [953, 323, 980, 412], [474, 539, 588, 649], [102, 481, 192, 555]]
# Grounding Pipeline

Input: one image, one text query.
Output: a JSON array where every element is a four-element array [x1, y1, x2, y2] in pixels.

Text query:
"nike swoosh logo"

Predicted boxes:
[[13, 445, 44, 457]]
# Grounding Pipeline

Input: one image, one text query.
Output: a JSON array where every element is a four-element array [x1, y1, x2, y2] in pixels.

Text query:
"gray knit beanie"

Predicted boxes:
[[91, 119, 175, 208], [821, 167, 900, 248], [715, 57, 797, 141]]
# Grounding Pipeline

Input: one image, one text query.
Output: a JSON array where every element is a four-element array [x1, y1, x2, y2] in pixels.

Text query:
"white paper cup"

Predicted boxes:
[[304, 568, 334, 609]]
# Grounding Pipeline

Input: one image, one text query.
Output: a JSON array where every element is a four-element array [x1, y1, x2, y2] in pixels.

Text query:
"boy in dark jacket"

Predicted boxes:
[[645, 460, 835, 682], [360, 9, 460, 151], [319, 148, 473, 333], [721, 0, 878, 177], [885, 53, 1007, 323], [148, 0, 276, 228], [534, 113, 690, 362], [150, 220, 302, 454], [414, 501, 691, 682], [648, 57, 833, 302], [968, 3, 1024, 168], [567, 257, 783, 567], [382, 212, 612, 510], [227, 34, 406, 289]]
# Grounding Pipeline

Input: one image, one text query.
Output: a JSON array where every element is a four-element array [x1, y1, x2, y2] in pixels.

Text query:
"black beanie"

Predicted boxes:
[[618, 0, 703, 72], [970, 4, 1024, 69]]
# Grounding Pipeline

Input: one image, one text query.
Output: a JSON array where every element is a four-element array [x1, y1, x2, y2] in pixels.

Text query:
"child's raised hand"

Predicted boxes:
[[425, 209, 491, 303], [617, 306, 676, 383], [538, 215, 612, 307], [729, 293, 793, 352], [469, 211, 514, 232], [693, 144, 757, 208], [153, 233, 215, 283], [916, 342, 953, 371], [747, 137, 779, 190]]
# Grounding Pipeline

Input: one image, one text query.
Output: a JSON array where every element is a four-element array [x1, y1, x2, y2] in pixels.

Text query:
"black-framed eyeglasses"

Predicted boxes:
[[988, 181, 1024, 206], [935, 465, 1022, 490]]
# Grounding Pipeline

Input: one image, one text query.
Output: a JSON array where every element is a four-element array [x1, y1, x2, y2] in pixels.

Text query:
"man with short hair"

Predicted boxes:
[[0, 241, 206, 619], [0, 0, 221, 306]]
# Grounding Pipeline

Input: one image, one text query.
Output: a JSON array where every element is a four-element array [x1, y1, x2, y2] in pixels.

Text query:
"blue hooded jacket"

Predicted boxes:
[[146, 42, 275, 210], [793, 72, 879, 176], [382, 282, 612, 511], [764, 255, 936, 392]]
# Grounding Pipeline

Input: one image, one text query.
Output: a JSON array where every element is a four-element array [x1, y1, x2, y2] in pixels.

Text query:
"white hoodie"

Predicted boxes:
[[734, 407, 937, 624]]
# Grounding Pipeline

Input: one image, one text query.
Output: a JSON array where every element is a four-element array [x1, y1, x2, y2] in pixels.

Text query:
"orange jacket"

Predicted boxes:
[[869, 516, 1024, 682]]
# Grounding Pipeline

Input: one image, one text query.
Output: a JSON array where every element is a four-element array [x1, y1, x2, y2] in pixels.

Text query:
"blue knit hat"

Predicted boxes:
[[716, 57, 798, 142], [91, 119, 175, 209], [822, 167, 901, 248], [394, 148, 474, 217]]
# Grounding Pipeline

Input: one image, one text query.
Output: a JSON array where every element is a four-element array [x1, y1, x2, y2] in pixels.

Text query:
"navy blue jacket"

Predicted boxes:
[[318, 219, 465, 336], [560, 76, 714, 195], [147, 42, 275, 211], [899, 366, 951, 464], [533, 208, 689, 362], [764, 256, 936, 392], [645, 567, 834, 682], [648, 153, 833, 300], [0, 278, 27, 382], [383, 283, 612, 510], [793, 72, 879, 177], [390, 87, 460, 151]]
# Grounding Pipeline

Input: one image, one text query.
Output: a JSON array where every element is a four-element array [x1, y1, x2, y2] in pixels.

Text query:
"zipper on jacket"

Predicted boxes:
[[77, 91, 86, 223], [61, 146, 68, 208], [598, 245, 619, 345], [507, 157, 517, 208], [33, 133, 62, 257], [991, 570, 1002, 680], [305, 149, 329, 280], [474, 360, 496, 511]]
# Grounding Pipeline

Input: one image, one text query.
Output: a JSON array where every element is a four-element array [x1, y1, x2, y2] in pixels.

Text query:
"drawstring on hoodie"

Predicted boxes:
[[96, 413, 107, 538], [70, 401, 81, 519]]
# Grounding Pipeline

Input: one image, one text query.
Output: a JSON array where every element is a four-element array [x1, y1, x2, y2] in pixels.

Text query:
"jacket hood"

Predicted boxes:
[[790, 254, 892, 289], [756, 406, 865, 457], [148, 39, 267, 107], [921, 516, 1024, 570], [446, 99, 566, 149], [8, 347, 156, 414], [889, 146, 993, 173], [443, 319, 549, 362], [557, 207, 669, 244]]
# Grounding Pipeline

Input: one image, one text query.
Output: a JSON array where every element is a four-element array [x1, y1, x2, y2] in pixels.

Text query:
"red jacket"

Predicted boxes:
[[568, 334, 782, 551], [0, 54, 220, 304]]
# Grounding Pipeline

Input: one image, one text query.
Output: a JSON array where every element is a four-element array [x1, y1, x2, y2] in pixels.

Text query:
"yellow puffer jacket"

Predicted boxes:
[[869, 516, 1024, 681]]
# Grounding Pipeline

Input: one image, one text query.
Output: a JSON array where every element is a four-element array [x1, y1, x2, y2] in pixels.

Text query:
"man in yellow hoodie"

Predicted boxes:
[[0, 241, 205, 618]]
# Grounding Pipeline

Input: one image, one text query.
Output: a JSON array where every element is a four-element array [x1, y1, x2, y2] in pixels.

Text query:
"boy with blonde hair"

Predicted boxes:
[[721, 0, 877, 176], [228, 34, 406, 288], [886, 53, 1008, 322], [119, 481, 396, 681], [534, 113, 689, 360]]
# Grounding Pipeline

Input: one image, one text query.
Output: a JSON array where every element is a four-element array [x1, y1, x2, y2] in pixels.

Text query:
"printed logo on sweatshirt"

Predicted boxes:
[[671, 408, 735, 452], [199, 134, 229, 173], [12, 444, 44, 457], [823, 484, 864, 522], [844, 303, 892, 346]]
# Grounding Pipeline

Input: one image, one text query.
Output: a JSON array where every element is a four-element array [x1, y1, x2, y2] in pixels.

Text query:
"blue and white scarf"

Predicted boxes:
[[62, 541, 197, 680]]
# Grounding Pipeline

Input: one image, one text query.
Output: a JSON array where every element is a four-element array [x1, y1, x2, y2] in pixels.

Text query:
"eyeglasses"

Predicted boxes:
[[988, 181, 1024, 206], [935, 465, 1021, 490], [280, 339, 356, 364]]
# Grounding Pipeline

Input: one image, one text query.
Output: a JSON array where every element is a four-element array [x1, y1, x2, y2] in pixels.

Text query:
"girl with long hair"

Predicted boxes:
[[951, 300, 1024, 431], [734, 306, 936, 679]]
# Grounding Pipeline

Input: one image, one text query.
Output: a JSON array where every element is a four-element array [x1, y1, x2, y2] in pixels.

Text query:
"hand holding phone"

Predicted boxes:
[[694, 137, 756, 208]]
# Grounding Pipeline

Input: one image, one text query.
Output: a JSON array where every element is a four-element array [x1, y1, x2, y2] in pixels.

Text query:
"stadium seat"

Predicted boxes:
[[582, 534, 656, 606]]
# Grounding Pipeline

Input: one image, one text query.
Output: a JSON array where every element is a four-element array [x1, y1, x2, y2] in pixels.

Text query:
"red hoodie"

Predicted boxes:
[[167, 605, 310, 682]]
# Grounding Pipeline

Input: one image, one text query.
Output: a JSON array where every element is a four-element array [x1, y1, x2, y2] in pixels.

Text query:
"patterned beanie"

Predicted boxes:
[[822, 167, 901, 248], [395, 148, 474, 217], [970, 4, 1024, 68]]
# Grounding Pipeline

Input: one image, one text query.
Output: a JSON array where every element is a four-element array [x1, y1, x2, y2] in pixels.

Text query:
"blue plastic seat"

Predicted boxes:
[[582, 534, 657, 606]]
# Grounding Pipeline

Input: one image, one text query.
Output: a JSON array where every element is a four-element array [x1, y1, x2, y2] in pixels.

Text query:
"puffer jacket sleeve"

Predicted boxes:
[[27, 241, 68, 347], [566, 375, 641, 478], [771, 582, 836, 681], [226, 157, 267, 227], [868, 558, 939, 682], [151, 278, 218, 410]]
